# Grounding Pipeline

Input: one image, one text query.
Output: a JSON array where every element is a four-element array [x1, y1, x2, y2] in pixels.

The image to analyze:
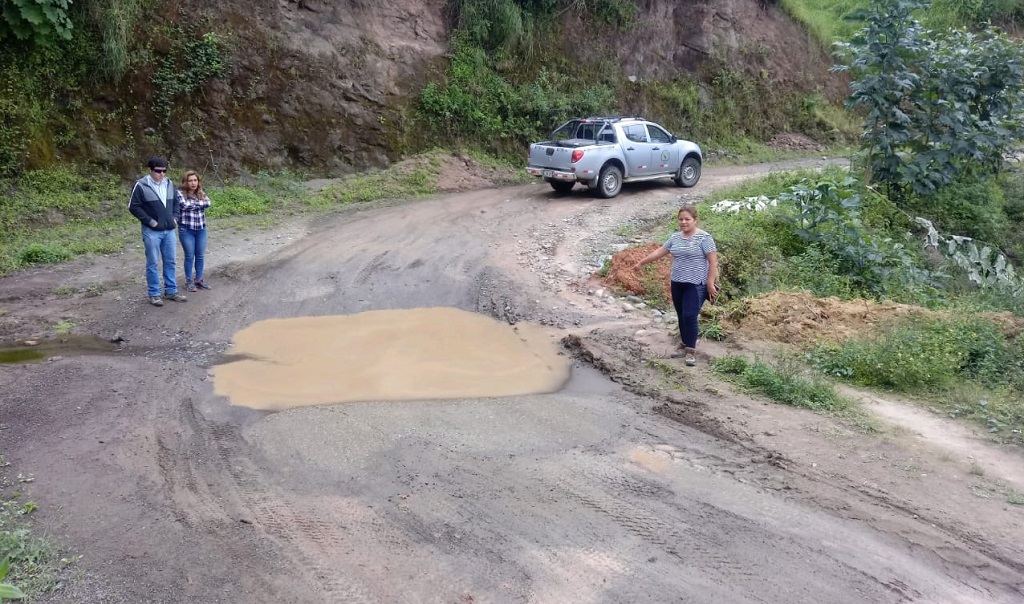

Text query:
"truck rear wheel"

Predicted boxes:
[[549, 180, 575, 194], [675, 156, 701, 188], [597, 165, 623, 198]]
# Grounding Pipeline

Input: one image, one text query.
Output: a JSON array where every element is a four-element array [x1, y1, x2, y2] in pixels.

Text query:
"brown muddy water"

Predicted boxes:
[[213, 308, 572, 410]]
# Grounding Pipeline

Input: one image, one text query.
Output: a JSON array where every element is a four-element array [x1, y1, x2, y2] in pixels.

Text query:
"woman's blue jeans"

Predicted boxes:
[[179, 227, 207, 282], [671, 281, 707, 348], [142, 225, 178, 297]]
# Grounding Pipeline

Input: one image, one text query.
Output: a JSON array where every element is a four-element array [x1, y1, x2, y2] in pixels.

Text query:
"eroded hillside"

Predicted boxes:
[[53, 0, 840, 176]]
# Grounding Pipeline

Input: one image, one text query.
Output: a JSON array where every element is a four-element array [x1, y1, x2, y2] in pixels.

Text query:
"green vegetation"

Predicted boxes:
[[781, 0, 1024, 47], [804, 315, 1024, 442], [91, 0, 144, 77], [151, 29, 226, 121], [0, 0, 73, 44], [0, 2, 226, 177], [0, 165, 133, 274], [1, 557, 27, 601], [835, 0, 1024, 202], [310, 167, 437, 209], [712, 354, 852, 413], [0, 456, 67, 598], [807, 315, 1019, 391], [53, 320, 74, 335], [0, 155, 453, 276], [416, 0, 860, 161]]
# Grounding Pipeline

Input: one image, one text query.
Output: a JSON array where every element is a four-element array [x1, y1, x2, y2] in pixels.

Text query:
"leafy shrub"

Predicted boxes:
[[419, 36, 615, 156], [997, 168, 1024, 260], [18, 243, 70, 265], [807, 315, 1020, 391], [771, 245, 856, 299], [906, 174, 1008, 245], [697, 206, 787, 297], [0, 0, 73, 44]]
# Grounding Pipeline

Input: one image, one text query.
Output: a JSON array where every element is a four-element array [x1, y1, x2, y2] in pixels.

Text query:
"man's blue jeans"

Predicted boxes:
[[142, 225, 178, 297], [178, 227, 207, 282]]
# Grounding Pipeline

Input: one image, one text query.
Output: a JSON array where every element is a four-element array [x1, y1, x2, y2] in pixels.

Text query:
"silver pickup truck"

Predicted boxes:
[[526, 116, 703, 198]]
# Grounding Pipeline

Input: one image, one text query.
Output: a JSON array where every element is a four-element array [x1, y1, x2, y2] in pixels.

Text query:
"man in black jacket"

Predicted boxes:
[[128, 156, 188, 307]]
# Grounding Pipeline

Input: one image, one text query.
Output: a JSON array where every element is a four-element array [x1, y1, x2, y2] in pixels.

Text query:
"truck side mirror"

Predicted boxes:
[[670, 135, 677, 143]]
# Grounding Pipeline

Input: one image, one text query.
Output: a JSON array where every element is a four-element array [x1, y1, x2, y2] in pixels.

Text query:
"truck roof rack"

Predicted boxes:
[[571, 116, 646, 123]]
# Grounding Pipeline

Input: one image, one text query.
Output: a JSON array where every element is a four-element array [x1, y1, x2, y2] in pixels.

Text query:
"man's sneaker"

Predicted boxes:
[[684, 348, 697, 367], [149, 296, 164, 307], [164, 292, 188, 302], [186, 280, 197, 292], [194, 279, 211, 290]]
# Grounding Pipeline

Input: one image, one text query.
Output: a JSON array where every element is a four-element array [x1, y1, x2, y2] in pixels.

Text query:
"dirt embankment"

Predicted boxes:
[[62, 0, 841, 177]]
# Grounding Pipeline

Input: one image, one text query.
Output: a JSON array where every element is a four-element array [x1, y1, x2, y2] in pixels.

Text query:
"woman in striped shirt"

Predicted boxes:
[[633, 204, 719, 366], [178, 170, 212, 292]]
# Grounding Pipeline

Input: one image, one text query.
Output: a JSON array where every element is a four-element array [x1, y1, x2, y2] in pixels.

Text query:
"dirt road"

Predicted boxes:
[[1, 161, 1022, 603]]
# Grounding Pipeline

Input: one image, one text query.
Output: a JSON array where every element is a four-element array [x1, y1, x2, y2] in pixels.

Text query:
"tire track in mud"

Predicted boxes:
[[196, 413, 498, 602], [203, 421, 380, 603], [153, 390, 380, 603], [538, 453, 904, 604]]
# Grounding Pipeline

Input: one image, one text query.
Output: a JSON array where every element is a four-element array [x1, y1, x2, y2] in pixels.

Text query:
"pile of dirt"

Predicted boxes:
[[723, 291, 1024, 346], [435, 154, 524, 193], [768, 133, 825, 152], [601, 243, 672, 300]]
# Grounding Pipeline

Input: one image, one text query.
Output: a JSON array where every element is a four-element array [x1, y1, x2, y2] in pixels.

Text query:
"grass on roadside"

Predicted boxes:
[[0, 455, 70, 598], [804, 314, 1024, 443], [0, 151, 482, 277], [712, 354, 853, 413]]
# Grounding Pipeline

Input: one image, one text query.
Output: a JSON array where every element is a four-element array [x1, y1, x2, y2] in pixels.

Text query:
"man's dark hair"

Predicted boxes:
[[147, 156, 168, 170]]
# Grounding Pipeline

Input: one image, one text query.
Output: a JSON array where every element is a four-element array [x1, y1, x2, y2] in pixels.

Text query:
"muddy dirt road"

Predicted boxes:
[[2, 161, 1022, 603]]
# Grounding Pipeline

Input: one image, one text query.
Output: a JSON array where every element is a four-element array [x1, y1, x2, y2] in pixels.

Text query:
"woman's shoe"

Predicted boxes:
[[186, 280, 197, 292], [684, 348, 697, 366], [194, 279, 211, 290]]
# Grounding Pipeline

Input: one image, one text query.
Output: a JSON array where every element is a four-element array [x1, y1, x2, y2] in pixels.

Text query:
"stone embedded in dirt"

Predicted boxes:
[[23, 340, 38, 346]]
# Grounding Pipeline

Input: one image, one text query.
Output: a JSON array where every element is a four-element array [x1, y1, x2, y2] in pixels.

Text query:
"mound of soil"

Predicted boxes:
[[601, 243, 672, 300], [723, 291, 1024, 345]]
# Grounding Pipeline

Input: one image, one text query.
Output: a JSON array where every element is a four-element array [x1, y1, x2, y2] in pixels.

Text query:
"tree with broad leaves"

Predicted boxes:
[[834, 0, 1024, 202]]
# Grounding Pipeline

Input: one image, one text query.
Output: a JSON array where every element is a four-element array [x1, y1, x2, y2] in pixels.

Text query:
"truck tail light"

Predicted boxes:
[[571, 150, 584, 163]]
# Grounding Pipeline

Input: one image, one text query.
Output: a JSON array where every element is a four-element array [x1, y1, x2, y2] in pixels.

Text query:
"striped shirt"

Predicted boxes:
[[178, 192, 211, 230], [664, 229, 717, 284]]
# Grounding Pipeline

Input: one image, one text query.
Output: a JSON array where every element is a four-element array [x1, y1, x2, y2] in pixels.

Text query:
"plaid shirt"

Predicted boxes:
[[178, 191, 211, 230]]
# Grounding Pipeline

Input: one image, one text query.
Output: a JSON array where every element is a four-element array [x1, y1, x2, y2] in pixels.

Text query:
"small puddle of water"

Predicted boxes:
[[213, 308, 572, 410], [0, 335, 116, 364]]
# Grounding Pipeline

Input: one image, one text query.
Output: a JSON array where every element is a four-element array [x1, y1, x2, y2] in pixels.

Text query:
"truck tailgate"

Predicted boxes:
[[528, 143, 576, 171]]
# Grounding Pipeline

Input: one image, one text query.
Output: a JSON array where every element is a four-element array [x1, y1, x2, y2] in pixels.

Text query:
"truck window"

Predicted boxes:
[[576, 125, 595, 140], [551, 121, 578, 142], [624, 125, 647, 143], [647, 124, 672, 143]]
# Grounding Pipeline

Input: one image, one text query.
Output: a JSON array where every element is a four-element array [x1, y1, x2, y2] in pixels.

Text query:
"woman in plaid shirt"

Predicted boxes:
[[178, 170, 212, 292]]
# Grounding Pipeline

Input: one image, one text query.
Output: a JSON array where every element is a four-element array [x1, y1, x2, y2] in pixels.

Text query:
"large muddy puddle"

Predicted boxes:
[[213, 308, 571, 410]]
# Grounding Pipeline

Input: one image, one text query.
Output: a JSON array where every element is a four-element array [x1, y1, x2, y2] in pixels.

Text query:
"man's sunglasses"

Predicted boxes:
[[152, 168, 167, 173]]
